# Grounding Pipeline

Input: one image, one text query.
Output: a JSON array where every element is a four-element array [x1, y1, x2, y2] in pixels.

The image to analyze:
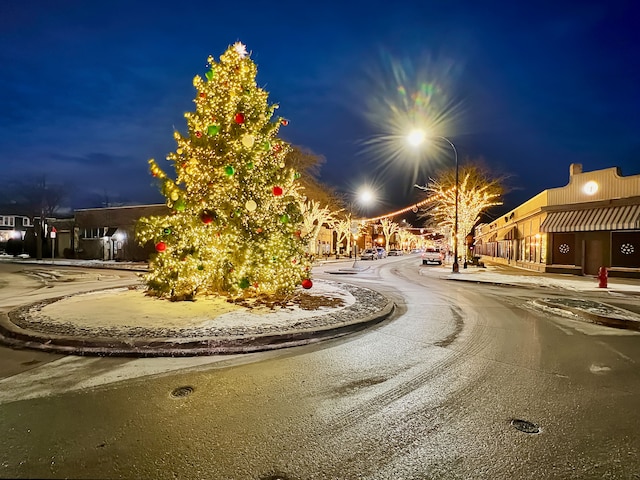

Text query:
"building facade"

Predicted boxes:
[[474, 164, 640, 278], [0, 214, 33, 251], [74, 204, 170, 261]]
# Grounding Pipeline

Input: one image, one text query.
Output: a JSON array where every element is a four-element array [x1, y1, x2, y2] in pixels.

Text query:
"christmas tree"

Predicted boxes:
[[136, 42, 313, 301]]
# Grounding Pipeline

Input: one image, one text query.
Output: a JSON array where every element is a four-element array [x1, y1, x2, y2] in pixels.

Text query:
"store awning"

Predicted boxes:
[[498, 226, 518, 241], [540, 204, 640, 233]]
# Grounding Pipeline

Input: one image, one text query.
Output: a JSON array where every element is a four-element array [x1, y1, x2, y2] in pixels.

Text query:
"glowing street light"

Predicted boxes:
[[407, 130, 460, 273], [350, 188, 376, 268], [407, 129, 426, 147]]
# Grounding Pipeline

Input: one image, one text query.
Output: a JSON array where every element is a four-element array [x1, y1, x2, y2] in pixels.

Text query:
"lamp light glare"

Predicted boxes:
[[407, 129, 426, 147], [359, 189, 374, 204]]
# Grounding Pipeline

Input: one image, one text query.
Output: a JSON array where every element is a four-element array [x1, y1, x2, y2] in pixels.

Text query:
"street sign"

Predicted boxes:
[[50, 227, 57, 239]]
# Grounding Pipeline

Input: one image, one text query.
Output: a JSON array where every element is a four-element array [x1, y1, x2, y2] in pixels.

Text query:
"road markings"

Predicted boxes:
[[597, 340, 635, 363]]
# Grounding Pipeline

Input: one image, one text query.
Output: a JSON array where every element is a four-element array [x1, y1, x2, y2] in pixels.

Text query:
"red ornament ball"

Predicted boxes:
[[234, 112, 245, 124], [281, 119, 289, 126], [195, 131, 202, 138], [155, 241, 167, 252], [301, 279, 313, 289], [201, 212, 213, 224], [199, 92, 206, 98], [272, 186, 283, 196]]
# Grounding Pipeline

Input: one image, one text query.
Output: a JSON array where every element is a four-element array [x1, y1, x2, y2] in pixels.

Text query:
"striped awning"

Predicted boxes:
[[540, 205, 640, 233]]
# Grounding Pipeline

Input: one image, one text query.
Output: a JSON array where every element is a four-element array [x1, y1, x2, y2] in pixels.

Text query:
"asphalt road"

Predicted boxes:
[[1, 258, 639, 479]]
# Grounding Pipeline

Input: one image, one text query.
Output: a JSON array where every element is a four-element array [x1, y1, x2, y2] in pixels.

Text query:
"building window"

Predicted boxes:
[[22, 217, 33, 227], [552, 233, 576, 265], [82, 227, 103, 239], [612, 232, 640, 268], [1, 216, 15, 227]]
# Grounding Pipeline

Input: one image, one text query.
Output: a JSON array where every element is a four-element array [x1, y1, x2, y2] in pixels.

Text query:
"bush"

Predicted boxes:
[[6, 238, 23, 256]]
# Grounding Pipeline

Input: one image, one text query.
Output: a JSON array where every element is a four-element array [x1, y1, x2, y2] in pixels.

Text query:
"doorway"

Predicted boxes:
[[584, 238, 604, 276]]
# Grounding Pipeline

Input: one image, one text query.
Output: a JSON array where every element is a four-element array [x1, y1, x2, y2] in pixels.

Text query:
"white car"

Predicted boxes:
[[360, 248, 378, 260], [421, 248, 443, 265]]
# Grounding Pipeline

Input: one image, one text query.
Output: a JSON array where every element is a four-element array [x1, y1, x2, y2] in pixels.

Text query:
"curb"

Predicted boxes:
[[531, 298, 640, 331], [0, 295, 396, 358]]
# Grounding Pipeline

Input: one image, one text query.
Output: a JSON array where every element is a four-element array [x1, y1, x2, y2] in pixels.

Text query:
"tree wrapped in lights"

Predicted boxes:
[[299, 200, 339, 255], [136, 42, 312, 300], [397, 227, 415, 252], [332, 213, 353, 256], [380, 218, 400, 249], [416, 163, 504, 260]]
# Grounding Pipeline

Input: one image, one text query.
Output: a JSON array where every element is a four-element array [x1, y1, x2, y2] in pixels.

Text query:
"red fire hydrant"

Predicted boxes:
[[597, 266, 608, 288]]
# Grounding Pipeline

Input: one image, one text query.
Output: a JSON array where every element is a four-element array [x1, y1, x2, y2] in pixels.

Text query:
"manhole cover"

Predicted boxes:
[[259, 473, 293, 480], [170, 386, 194, 398], [511, 418, 540, 434]]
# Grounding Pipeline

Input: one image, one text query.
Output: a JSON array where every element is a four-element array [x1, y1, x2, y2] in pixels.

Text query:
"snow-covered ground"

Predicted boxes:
[[426, 264, 640, 293], [24, 280, 358, 336]]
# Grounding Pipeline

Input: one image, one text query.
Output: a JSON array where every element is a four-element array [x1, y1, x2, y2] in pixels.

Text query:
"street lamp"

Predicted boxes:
[[350, 188, 375, 269], [407, 130, 460, 273]]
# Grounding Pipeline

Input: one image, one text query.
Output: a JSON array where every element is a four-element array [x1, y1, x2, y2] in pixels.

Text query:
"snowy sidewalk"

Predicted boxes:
[[418, 261, 640, 331]]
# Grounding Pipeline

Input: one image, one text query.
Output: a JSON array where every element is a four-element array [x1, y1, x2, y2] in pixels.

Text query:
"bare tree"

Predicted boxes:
[[3, 175, 69, 218], [285, 146, 343, 211]]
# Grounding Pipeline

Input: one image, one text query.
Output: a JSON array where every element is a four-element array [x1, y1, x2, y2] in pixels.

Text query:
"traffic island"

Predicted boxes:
[[0, 280, 395, 357]]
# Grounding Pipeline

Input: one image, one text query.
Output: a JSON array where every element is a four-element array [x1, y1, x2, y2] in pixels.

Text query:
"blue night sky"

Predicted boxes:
[[1, 0, 639, 218]]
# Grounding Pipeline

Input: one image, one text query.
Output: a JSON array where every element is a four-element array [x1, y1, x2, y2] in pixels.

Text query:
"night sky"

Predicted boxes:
[[2, 0, 639, 219]]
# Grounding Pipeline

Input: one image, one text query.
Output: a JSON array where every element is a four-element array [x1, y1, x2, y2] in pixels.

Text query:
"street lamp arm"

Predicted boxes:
[[436, 136, 460, 273], [436, 136, 458, 164]]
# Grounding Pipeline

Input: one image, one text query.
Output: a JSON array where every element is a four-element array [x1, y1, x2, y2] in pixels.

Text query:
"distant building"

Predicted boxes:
[[74, 204, 169, 261], [474, 164, 640, 278], [0, 214, 34, 254]]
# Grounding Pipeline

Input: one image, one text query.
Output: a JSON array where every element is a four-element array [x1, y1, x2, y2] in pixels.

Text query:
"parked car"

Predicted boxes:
[[421, 247, 443, 265], [375, 247, 387, 259], [360, 248, 378, 260], [388, 249, 403, 256]]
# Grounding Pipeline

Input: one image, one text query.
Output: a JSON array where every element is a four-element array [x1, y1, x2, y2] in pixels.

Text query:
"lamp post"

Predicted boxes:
[[407, 130, 460, 273]]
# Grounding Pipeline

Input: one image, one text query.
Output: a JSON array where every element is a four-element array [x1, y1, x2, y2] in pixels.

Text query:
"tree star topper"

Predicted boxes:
[[233, 42, 248, 58]]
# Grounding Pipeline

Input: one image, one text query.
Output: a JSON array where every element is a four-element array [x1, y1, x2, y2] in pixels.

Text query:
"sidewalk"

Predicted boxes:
[[417, 260, 640, 331]]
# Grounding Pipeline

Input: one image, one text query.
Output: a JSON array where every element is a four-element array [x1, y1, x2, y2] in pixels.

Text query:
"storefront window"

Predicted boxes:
[[540, 234, 547, 263]]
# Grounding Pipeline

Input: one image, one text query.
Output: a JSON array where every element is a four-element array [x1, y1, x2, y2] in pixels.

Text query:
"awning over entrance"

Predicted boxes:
[[498, 226, 518, 241], [540, 204, 640, 233]]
